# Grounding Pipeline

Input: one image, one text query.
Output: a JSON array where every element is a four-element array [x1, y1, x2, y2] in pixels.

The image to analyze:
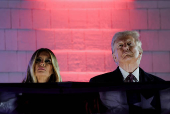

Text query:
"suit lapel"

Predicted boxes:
[[139, 67, 155, 82], [112, 67, 124, 83]]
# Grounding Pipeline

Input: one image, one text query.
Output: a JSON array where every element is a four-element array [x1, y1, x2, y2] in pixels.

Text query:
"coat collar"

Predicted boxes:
[[115, 67, 155, 82]]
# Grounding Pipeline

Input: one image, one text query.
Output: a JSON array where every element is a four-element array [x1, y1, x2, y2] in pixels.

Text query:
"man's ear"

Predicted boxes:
[[138, 51, 142, 59], [112, 53, 117, 62], [139, 51, 142, 56]]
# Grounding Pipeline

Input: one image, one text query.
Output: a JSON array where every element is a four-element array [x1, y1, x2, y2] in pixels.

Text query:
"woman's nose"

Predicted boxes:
[[40, 61, 45, 66]]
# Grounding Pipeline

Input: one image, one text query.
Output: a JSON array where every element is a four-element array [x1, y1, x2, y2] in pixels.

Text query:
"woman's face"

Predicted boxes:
[[34, 51, 53, 83]]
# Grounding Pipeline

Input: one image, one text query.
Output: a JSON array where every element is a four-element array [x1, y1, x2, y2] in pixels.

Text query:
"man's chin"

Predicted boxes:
[[122, 55, 133, 59], [121, 56, 135, 63]]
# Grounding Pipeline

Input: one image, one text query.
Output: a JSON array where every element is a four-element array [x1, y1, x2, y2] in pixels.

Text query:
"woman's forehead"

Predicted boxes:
[[37, 51, 51, 58]]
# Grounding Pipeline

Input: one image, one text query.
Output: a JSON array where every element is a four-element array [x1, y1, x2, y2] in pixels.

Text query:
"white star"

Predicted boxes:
[[134, 94, 155, 109]]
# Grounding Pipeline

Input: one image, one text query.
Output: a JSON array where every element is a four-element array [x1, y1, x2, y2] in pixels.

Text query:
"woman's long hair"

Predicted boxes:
[[23, 48, 62, 83]]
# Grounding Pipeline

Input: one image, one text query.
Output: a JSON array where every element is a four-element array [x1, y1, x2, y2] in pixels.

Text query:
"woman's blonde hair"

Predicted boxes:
[[23, 48, 62, 83]]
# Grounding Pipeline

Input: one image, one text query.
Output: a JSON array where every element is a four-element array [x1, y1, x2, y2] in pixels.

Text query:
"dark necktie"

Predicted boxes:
[[124, 73, 138, 82]]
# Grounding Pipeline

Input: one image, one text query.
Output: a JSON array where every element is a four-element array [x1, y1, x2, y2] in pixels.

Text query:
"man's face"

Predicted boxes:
[[112, 35, 142, 65]]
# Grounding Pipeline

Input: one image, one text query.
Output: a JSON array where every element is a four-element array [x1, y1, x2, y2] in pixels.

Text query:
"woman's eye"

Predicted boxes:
[[127, 43, 131, 45], [45, 59, 51, 64], [35, 58, 41, 63]]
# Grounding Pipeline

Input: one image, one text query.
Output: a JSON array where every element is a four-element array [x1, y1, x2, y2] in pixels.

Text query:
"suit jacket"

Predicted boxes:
[[90, 67, 164, 83], [89, 67, 164, 114]]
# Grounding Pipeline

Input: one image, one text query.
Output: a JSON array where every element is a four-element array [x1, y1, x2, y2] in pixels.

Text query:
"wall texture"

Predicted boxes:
[[0, 0, 170, 82]]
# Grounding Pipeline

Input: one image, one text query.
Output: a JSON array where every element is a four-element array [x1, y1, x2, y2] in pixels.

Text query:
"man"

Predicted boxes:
[[90, 31, 164, 114]]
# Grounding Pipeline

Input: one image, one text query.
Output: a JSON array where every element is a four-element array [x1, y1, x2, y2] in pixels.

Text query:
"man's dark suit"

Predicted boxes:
[[89, 67, 164, 114], [90, 67, 164, 83]]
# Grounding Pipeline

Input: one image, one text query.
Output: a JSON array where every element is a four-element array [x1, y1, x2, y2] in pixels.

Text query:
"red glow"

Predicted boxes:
[[1, 0, 168, 83]]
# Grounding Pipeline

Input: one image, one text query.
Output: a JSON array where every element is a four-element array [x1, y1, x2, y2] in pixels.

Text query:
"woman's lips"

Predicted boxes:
[[38, 67, 45, 71]]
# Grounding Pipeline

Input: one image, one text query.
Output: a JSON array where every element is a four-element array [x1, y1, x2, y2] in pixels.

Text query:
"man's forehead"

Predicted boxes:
[[115, 36, 135, 43]]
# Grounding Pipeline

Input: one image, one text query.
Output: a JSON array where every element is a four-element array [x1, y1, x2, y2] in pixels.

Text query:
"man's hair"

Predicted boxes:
[[111, 31, 143, 54], [23, 48, 62, 83]]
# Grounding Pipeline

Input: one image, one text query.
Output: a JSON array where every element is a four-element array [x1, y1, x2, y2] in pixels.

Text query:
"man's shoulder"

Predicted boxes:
[[89, 67, 123, 83], [90, 71, 114, 83], [140, 67, 165, 82], [146, 73, 165, 82]]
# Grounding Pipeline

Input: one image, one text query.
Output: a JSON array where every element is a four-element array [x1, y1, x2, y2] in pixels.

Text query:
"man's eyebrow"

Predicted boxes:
[[116, 41, 124, 44], [126, 39, 132, 42]]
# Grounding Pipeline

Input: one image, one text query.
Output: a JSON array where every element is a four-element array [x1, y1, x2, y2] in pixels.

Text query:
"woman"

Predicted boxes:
[[23, 48, 62, 83], [0, 48, 62, 114], [17, 48, 62, 113]]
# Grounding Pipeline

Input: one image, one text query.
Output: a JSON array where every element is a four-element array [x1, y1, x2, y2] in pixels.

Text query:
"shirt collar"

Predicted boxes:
[[119, 67, 139, 82]]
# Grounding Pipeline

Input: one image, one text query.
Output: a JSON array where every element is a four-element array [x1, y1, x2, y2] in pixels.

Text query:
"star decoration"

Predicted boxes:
[[134, 94, 155, 109]]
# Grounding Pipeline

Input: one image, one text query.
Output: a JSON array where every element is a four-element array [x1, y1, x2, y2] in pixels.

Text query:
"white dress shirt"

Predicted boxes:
[[119, 67, 139, 82]]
